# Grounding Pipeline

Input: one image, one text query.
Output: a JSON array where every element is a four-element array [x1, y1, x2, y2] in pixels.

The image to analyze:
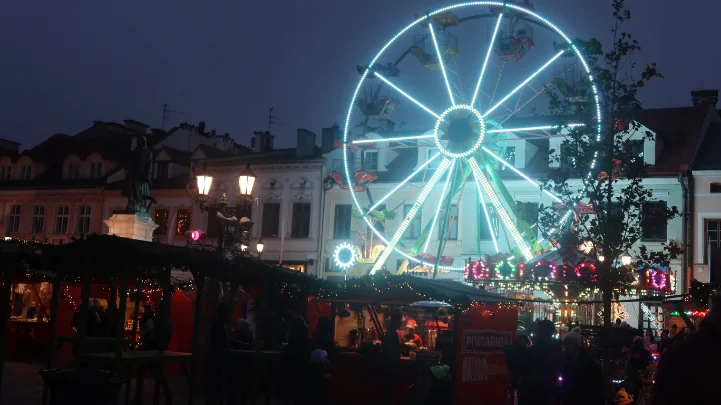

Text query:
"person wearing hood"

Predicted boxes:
[[650, 293, 721, 405], [518, 320, 563, 405], [560, 330, 604, 405]]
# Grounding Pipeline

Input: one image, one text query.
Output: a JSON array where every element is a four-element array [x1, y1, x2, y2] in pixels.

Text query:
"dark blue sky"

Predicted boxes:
[[2, 1, 719, 150]]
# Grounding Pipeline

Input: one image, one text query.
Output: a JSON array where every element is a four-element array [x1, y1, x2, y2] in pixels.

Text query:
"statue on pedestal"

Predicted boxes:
[[125, 136, 156, 214]]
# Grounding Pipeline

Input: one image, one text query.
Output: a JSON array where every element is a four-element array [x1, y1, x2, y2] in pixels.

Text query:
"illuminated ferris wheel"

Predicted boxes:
[[341, 1, 602, 274]]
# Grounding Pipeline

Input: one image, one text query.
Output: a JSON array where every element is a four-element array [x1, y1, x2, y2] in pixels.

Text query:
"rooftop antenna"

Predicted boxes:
[[268, 107, 276, 133], [162, 103, 185, 130]]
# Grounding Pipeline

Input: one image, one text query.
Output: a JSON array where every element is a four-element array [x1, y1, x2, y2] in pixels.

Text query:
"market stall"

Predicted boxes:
[[315, 272, 518, 405]]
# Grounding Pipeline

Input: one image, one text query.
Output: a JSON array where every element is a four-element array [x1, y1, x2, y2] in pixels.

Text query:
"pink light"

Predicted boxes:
[[191, 230, 201, 241]]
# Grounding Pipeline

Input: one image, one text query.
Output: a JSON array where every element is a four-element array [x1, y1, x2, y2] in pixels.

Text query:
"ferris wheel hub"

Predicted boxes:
[[433, 104, 486, 158]]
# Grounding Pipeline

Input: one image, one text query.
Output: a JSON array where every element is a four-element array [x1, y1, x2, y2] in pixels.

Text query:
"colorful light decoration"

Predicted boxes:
[[334, 242, 358, 270], [647, 268, 667, 290], [494, 260, 516, 280], [578, 240, 594, 254], [574, 262, 597, 281], [532, 261, 557, 281], [343, 2, 601, 273]]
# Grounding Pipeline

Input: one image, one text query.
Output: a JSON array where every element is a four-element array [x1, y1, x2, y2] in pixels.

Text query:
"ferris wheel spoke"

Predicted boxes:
[[428, 23, 456, 107], [370, 158, 452, 274], [423, 159, 457, 253], [471, 13, 504, 109], [487, 124, 585, 134], [366, 152, 442, 214], [481, 147, 562, 203], [483, 50, 565, 119], [469, 157, 534, 261], [374, 72, 440, 119], [352, 134, 435, 145]]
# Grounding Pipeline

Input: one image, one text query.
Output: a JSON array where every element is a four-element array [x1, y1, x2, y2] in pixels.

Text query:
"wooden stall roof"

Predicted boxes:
[[316, 273, 509, 307], [0, 235, 322, 289]]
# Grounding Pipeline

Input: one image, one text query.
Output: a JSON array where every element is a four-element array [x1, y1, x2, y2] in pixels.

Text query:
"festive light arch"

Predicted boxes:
[[333, 242, 358, 270]]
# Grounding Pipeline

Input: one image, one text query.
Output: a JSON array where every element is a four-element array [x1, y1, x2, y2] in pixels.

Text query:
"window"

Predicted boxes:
[[291, 203, 311, 237], [502, 146, 516, 169], [0, 166, 11, 180], [31, 206, 45, 233], [403, 204, 421, 239], [333, 204, 352, 239], [711, 183, 721, 193], [90, 162, 103, 178], [174, 209, 190, 235], [66, 163, 79, 179], [156, 162, 169, 179], [516, 201, 539, 226], [642, 201, 667, 242], [427, 148, 440, 169], [705, 220, 721, 263], [55, 206, 69, 234], [438, 204, 458, 240], [628, 140, 644, 158], [76, 205, 92, 234], [153, 209, 169, 235], [479, 204, 499, 241], [7, 205, 21, 233], [560, 142, 575, 169], [261, 203, 281, 237], [21, 165, 32, 180], [364, 151, 378, 171]]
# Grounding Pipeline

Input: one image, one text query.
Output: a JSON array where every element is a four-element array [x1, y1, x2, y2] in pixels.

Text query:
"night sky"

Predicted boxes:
[[2, 1, 719, 150]]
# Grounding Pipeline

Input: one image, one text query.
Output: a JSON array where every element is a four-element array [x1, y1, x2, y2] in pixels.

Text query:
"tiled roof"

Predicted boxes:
[[692, 122, 721, 170], [106, 173, 189, 191]]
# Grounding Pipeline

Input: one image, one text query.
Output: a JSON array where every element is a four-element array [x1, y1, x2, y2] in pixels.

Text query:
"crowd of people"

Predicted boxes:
[[204, 304, 335, 405]]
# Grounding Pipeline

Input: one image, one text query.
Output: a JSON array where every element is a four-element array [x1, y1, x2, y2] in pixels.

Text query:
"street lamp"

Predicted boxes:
[[192, 163, 261, 257], [256, 238, 264, 258], [621, 252, 632, 266], [237, 164, 257, 208]]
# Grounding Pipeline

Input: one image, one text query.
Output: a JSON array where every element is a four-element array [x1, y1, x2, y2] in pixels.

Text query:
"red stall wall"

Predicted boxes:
[[454, 306, 517, 405]]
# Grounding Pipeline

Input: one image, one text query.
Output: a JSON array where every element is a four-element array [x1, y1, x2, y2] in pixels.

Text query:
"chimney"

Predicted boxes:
[[321, 125, 339, 153], [123, 119, 150, 134], [691, 90, 718, 107], [252, 131, 274, 152], [198, 122, 206, 133], [296, 129, 317, 158]]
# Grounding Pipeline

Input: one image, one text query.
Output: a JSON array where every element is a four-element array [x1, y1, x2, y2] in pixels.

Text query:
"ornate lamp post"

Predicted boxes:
[[193, 164, 264, 256]]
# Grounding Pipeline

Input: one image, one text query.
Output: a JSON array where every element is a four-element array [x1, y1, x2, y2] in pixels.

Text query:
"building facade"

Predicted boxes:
[[192, 129, 331, 277]]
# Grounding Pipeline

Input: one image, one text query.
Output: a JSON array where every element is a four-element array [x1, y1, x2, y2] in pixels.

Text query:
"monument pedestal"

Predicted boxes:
[[104, 213, 159, 242]]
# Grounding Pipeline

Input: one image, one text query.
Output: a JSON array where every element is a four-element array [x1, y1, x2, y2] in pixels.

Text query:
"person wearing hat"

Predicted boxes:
[[561, 330, 604, 405]]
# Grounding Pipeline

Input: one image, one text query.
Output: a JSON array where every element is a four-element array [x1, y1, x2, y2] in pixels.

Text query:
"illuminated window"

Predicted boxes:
[[175, 209, 190, 235], [153, 209, 169, 235]]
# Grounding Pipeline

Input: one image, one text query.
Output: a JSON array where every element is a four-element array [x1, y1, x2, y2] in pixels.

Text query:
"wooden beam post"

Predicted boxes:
[[187, 274, 205, 405]]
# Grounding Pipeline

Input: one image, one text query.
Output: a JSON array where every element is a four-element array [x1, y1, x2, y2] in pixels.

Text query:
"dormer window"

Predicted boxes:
[[363, 151, 378, 171], [156, 162, 169, 179], [0, 165, 10, 180], [90, 162, 103, 178], [66, 163, 80, 179], [21, 165, 32, 180]]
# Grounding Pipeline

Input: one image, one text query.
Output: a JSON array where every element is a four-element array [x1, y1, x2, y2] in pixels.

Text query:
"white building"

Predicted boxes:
[[319, 91, 721, 327], [195, 129, 330, 277]]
